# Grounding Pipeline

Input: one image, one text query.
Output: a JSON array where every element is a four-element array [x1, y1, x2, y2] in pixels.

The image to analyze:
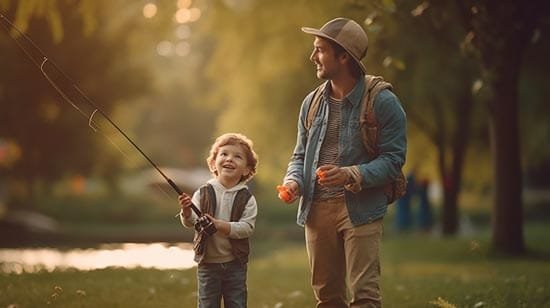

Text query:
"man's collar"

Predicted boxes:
[[323, 75, 365, 106], [346, 75, 365, 106]]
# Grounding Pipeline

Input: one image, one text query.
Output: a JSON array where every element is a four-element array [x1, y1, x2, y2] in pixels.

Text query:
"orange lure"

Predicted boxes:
[[316, 169, 326, 180], [276, 185, 293, 202]]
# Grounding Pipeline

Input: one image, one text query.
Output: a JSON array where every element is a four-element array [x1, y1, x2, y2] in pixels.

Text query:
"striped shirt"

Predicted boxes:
[[313, 96, 345, 201]]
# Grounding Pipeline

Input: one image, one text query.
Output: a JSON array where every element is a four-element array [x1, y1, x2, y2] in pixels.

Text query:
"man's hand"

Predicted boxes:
[[276, 180, 300, 204], [316, 164, 350, 188]]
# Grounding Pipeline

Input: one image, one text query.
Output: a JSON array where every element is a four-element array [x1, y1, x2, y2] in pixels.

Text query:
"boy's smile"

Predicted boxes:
[[214, 144, 250, 188]]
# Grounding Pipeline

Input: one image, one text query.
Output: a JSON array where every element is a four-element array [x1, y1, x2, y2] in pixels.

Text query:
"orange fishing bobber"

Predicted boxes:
[[276, 185, 293, 202]]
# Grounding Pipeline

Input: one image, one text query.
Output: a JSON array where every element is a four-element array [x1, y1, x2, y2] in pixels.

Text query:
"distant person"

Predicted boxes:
[[278, 17, 407, 307], [416, 178, 433, 233], [395, 171, 416, 231], [178, 133, 259, 308]]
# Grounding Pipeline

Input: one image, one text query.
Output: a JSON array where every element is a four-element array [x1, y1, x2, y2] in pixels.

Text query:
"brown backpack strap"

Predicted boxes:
[[305, 82, 327, 130], [361, 75, 407, 203], [361, 75, 393, 157]]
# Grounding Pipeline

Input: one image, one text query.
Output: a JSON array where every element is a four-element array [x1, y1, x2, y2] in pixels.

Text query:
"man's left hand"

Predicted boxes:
[[316, 164, 350, 188]]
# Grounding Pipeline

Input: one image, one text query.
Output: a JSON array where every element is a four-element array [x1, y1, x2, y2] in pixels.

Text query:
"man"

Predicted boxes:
[[278, 18, 407, 307]]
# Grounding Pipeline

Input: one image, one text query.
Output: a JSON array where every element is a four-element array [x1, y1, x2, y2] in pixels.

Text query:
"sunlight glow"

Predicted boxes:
[[177, 0, 192, 9], [175, 41, 191, 57], [472, 79, 483, 95], [175, 9, 192, 23], [189, 8, 201, 22], [143, 3, 158, 18], [39, 100, 61, 123], [0, 242, 195, 274], [176, 25, 192, 39], [157, 40, 174, 56], [0, 139, 21, 168], [383, 56, 393, 68], [175, 7, 201, 23]]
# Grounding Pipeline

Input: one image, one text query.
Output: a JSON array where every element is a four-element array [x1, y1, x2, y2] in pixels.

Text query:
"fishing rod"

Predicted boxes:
[[0, 13, 216, 235]]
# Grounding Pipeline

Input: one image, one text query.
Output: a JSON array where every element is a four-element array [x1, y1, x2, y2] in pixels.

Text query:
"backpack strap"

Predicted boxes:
[[360, 75, 393, 157], [305, 82, 327, 130], [361, 75, 407, 203], [305, 75, 393, 156], [303, 75, 406, 203]]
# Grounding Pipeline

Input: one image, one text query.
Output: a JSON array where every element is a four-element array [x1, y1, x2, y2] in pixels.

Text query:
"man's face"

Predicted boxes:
[[309, 37, 341, 80]]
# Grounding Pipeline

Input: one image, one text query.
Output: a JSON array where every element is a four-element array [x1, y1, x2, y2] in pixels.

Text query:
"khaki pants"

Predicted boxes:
[[305, 197, 383, 308]]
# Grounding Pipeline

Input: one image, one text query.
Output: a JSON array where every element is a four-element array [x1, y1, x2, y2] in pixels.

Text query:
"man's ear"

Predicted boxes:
[[339, 52, 351, 64], [346, 52, 356, 64]]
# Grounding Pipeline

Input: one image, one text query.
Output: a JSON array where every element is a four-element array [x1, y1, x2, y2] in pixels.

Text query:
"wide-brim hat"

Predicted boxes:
[[302, 18, 368, 74]]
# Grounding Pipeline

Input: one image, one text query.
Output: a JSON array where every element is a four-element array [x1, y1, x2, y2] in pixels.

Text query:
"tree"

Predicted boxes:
[[456, 0, 547, 254], [1, 0, 221, 207], [195, 0, 487, 221], [0, 1, 152, 203], [346, 0, 485, 235], [195, 0, 344, 186]]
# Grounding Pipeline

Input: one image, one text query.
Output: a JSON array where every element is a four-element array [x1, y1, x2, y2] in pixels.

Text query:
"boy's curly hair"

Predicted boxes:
[[206, 133, 259, 182]]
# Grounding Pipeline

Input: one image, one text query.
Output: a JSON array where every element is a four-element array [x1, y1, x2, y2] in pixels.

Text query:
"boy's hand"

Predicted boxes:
[[204, 214, 230, 236], [178, 193, 193, 218]]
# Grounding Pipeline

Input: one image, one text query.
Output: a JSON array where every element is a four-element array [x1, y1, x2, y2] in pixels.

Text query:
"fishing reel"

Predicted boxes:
[[194, 215, 217, 236]]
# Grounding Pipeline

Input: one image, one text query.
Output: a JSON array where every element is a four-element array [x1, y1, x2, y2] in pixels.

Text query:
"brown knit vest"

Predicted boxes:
[[193, 184, 252, 264]]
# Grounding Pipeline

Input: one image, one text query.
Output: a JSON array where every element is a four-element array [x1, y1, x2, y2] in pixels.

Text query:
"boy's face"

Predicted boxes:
[[213, 144, 250, 188]]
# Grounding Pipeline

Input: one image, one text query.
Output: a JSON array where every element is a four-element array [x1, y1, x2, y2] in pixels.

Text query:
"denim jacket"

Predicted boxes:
[[284, 75, 407, 227]]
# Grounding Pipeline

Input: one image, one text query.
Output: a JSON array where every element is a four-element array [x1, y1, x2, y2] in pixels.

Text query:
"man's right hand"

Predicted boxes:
[[276, 181, 299, 204]]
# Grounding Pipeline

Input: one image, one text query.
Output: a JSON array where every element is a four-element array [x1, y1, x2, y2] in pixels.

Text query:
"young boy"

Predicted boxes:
[[178, 133, 258, 308]]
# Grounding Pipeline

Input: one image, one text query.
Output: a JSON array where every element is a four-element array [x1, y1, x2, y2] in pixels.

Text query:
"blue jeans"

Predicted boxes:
[[197, 259, 247, 308]]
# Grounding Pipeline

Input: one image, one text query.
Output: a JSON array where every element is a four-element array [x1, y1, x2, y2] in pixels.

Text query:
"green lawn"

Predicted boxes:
[[1, 223, 549, 307]]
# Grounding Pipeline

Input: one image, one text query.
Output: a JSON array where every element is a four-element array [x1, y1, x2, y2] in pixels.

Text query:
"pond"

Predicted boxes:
[[0, 242, 195, 274]]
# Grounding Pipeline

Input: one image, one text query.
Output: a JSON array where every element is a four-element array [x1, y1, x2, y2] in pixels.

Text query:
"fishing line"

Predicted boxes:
[[38, 57, 134, 161], [0, 13, 204, 218]]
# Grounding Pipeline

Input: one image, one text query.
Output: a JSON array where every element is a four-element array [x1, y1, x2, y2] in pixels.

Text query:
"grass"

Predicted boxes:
[[1, 222, 549, 307]]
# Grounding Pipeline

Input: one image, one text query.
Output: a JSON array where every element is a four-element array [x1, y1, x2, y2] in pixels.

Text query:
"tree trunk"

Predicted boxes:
[[455, 0, 543, 254], [489, 68, 524, 254], [441, 81, 473, 236], [482, 1, 541, 255], [441, 175, 458, 235]]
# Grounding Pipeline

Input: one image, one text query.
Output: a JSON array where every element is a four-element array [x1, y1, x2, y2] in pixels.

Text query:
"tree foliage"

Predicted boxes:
[[194, 0, 345, 185], [453, 0, 548, 253], [0, 0, 216, 205], [1, 0, 549, 242]]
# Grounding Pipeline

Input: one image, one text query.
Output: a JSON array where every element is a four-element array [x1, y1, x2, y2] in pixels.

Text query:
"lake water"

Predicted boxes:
[[0, 242, 196, 274]]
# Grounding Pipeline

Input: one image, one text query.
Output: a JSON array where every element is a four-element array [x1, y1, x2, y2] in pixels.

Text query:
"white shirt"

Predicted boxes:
[[180, 178, 257, 263]]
